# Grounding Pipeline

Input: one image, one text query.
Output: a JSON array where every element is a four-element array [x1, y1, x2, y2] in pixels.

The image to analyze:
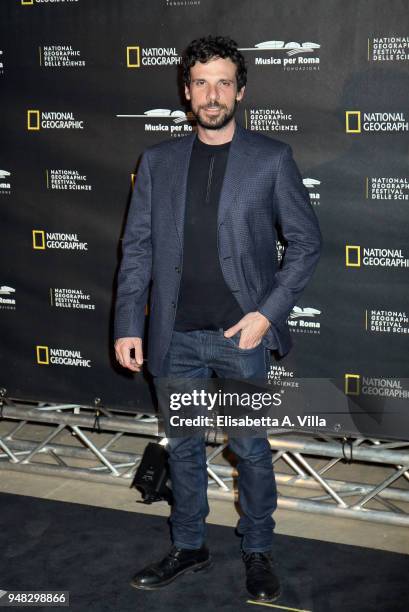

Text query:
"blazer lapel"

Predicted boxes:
[[169, 133, 195, 249], [217, 122, 251, 229]]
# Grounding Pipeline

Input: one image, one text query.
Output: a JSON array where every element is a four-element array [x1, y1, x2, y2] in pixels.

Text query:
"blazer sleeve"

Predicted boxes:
[[257, 144, 322, 327], [114, 152, 152, 341]]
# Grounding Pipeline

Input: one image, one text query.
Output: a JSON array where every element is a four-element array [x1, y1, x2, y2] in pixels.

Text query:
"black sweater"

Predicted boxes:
[[174, 136, 244, 331]]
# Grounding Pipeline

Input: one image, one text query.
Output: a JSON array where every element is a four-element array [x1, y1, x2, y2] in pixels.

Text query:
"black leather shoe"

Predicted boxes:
[[130, 545, 212, 590], [242, 551, 281, 602]]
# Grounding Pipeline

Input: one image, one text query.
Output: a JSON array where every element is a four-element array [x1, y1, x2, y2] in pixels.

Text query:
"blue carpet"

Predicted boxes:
[[0, 492, 408, 611]]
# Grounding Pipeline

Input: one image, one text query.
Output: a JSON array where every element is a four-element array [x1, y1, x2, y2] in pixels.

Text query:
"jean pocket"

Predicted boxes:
[[224, 331, 263, 353]]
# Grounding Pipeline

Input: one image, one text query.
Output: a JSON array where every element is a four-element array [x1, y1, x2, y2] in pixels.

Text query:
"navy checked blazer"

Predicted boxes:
[[114, 122, 322, 377]]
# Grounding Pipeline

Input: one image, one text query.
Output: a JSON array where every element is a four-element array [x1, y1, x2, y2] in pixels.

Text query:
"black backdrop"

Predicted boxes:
[[1, 1, 408, 436]]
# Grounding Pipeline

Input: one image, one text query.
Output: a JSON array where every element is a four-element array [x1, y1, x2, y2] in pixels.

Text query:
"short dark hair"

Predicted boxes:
[[182, 35, 247, 91]]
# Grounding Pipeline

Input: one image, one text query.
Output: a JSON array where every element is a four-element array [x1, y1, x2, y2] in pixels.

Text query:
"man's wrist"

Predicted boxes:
[[256, 310, 271, 330]]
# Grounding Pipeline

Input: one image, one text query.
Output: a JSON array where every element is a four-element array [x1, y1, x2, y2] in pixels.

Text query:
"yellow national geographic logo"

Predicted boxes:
[[345, 373, 360, 395], [21, 0, 34, 5], [36, 345, 49, 365], [27, 110, 40, 130], [32, 230, 46, 249], [345, 111, 361, 133], [127, 46, 140, 68], [345, 245, 361, 267]]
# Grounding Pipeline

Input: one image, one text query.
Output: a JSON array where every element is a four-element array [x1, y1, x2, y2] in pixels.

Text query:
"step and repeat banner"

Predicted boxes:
[[1, 1, 408, 437]]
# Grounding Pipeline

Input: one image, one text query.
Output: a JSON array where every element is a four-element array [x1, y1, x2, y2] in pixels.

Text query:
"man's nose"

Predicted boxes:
[[207, 84, 220, 101]]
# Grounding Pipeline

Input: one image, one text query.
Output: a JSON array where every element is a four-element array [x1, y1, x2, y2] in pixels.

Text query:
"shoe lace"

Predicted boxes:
[[152, 546, 183, 576], [242, 551, 272, 573]]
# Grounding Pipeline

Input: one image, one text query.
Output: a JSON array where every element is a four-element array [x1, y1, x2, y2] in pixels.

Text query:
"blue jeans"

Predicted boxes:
[[153, 328, 277, 553]]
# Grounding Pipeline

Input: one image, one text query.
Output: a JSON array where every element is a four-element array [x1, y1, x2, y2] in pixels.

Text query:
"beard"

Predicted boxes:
[[190, 98, 239, 130]]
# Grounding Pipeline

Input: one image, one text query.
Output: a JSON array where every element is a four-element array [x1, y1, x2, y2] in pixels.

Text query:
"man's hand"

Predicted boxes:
[[115, 337, 144, 372], [224, 311, 271, 349]]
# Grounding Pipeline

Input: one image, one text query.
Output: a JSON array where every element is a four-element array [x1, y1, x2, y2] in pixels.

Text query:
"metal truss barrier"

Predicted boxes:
[[1, 397, 409, 527]]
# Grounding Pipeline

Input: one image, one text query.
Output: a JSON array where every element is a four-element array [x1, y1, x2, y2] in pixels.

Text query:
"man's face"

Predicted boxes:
[[184, 56, 245, 130]]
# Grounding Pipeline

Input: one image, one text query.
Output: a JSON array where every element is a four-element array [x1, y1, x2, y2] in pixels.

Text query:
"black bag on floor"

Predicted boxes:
[[131, 442, 173, 505]]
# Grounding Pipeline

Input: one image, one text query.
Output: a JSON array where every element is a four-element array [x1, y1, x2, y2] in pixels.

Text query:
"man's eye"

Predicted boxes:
[[220, 81, 232, 87], [195, 80, 205, 86]]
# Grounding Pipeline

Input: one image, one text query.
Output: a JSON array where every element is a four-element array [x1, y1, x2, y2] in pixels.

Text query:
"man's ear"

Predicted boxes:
[[236, 85, 245, 102], [184, 84, 191, 101]]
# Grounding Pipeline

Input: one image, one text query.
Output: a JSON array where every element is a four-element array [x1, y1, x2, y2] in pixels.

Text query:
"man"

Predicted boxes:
[[114, 36, 322, 602]]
